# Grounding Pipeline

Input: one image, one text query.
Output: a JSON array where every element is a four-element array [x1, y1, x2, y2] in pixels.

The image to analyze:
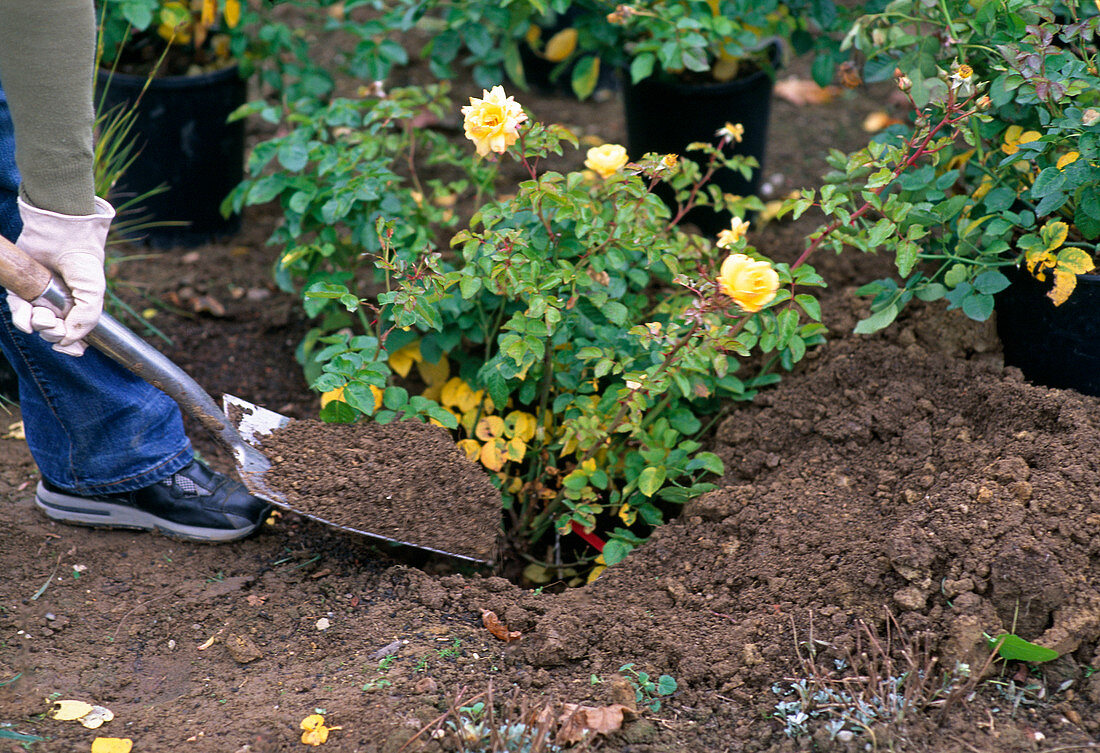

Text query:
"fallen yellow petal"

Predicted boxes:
[[49, 700, 94, 721], [91, 739, 133, 753], [79, 706, 115, 729]]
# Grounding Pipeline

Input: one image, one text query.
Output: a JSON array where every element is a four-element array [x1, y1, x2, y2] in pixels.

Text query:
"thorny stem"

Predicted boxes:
[[790, 99, 978, 271]]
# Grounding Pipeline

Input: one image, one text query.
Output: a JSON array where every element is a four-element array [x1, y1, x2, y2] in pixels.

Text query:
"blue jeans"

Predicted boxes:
[[0, 80, 193, 494]]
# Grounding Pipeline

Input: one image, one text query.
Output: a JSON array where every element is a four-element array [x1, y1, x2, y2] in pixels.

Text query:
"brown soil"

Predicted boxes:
[[1, 32, 1099, 753], [258, 419, 501, 563]]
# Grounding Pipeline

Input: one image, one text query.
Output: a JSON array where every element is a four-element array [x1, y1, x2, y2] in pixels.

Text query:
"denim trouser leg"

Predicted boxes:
[[0, 80, 193, 494]]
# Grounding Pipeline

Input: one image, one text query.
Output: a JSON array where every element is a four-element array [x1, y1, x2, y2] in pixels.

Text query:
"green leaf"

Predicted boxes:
[[853, 303, 899, 334], [988, 634, 1059, 663], [602, 538, 633, 566], [972, 270, 1010, 295], [603, 301, 629, 326], [961, 292, 995, 321], [636, 466, 666, 497], [571, 55, 601, 100], [382, 386, 409, 410], [656, 675, 678, 695], [320, 400, 358, 423]]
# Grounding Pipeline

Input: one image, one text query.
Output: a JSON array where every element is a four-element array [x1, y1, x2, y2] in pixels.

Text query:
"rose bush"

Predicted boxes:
[[236, 83, 827, 578]]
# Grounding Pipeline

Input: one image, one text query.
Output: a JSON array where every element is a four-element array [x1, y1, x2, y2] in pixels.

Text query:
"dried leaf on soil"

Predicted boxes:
[[49, 700, 94, 721], [481, 610, 521, 642], [556, 703, 631, 744], [300, 714, 341, 746], [91, 738, 133, 753], [774, 77, 840, 106], [50, 700, 115, 728]]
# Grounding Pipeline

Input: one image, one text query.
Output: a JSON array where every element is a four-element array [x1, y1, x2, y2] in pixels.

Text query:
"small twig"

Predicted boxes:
[[29, 553, 63, 601], [112, 592, 174, 642]]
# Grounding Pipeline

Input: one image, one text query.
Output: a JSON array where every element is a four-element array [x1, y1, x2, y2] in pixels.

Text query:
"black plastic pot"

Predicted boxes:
[[96, 64, 246, 247], [995, 265, 1100, 396], [621, 44, 778, 235]]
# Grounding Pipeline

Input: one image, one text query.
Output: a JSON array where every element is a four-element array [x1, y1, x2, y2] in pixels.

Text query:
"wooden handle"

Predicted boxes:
[[0, 234, 53, 302]]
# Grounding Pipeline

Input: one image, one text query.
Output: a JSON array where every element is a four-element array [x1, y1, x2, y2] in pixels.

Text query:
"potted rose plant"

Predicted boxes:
[[413, 0, 851, 233], [96, 0, 254, 245], [787, 0, 1100, 392]]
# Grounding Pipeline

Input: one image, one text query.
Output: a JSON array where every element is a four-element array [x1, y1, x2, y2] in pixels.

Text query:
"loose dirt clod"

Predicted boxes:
[[258, 419, 501, 561]]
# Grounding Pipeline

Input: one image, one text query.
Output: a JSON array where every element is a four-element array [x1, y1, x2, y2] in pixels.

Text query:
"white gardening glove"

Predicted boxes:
[[6, 196, 115, 356]]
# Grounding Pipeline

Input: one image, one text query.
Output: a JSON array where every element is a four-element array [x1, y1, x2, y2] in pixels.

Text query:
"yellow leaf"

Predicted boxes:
[[475, 415, 505, 441], [479, 439, 507, 471], [460, 408, 480, 436], [1057, 151, 1080, 170], [862, 110, 902, 132], [388, 340, 422, 378], [618, 503, 636, 526], [91, 739, 132, 753], [1058, 247, 1096, 276], [1042, 220, 1070, 252], [525, 24, 541, 46], [711, 55, 740, 82], [440, 377, 480, 412], [49, 700, 94, 721], [960, 214, 993, 240], [302, 726, 329, 746], [224, 0, 242, 27], [201, 0, 216, 26], [320, 385, 346, 408], [504, 411, 537, 442], [456, 439, 481, 462], [774, 77, 839, 106], [1050, 269, 1078, 306], [544, 28, 577, 62], [416, 353, 450, 389], [506, 437, 527, 462], [586, 565, 606, 583]]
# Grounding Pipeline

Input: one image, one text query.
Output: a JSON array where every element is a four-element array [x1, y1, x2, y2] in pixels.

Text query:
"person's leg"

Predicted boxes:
[[0, 79, 266, 541]]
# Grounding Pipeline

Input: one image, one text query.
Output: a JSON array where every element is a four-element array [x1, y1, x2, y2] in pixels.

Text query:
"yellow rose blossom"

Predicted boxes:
[[461, 86, 527, 157], [661, 154, 679, 170], [584, 144, 629, 178], [715, 217, 750, 248], [715, 122, 745, 143], [1001, 125, 1041, 156], [717, 253, 779, 313]]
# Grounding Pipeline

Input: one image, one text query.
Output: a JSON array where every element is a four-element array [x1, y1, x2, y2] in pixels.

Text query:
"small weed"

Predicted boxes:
[[438, 638, 462, 659], [590, 674, 602, 686], [206, 571, 226, 583], [619, 663, 678, 712], [414, 656, 429, 673], [362, 678, 393, 692], [377, 655, 396, 672]]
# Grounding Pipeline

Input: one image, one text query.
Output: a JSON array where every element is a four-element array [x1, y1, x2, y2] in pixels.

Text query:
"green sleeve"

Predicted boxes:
[[0, 0, 97, 215]]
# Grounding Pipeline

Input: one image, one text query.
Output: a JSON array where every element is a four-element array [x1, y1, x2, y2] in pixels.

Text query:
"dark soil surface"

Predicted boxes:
[[2, 30, 1100, 753], [259, 419, 501, 563]]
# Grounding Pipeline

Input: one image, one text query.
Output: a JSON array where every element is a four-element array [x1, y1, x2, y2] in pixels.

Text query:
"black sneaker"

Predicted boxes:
[[34, 459, 270, 543]]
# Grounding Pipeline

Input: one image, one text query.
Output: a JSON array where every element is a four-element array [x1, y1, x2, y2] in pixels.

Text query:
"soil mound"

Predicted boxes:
[[260, 418, 501, 563]]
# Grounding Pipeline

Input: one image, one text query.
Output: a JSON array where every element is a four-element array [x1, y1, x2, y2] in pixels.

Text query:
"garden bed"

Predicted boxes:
[[2, 53, 1100, 753]]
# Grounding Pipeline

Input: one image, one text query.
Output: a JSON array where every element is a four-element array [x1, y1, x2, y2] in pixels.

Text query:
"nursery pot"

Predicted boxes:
[[96, 64, 246, 247], [995, 265, 1100, 396], [621, 43, 778, 236]]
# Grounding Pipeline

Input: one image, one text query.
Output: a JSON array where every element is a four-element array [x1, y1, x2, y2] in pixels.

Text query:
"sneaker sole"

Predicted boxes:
[[34, 482, 261, 543]]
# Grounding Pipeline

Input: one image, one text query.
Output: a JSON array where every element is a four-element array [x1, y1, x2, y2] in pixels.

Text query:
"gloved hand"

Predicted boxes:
[[6, 196, 115, 356]]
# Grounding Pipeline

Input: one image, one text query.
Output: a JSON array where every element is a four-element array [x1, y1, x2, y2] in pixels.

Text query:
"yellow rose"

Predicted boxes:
[[716, 217, 750, 248], [718, 253, 779, 312], [584, 144, 628, 178], [461, 86, 527, 157]]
